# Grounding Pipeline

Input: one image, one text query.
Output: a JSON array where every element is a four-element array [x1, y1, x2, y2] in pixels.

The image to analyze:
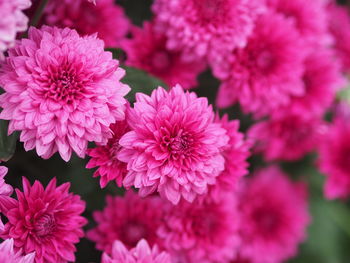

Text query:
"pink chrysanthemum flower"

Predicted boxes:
[[151, 0, 265, 63], [215, 12, 305, 117], [209, 115, 251, 199], [318, 117, 350, 199], [86, 120, 130, 188], [102, 239, 172, 263], [87, 191, 164, 254], [0, 238, 35, 263], [118, 85, 229, 204], [0, 0, 31, 59], [122, 22, 206, 90], [0, 26, 130, 161], [286, 49, 344, 116], [327, 3, 350, 73], [158, 194, 240, 263], [267, 0, 330, 45], [0, 177, 87, 263], [235, 166, 310, 263], [43, 0, 129, 47], [249, 113, 326, 161]]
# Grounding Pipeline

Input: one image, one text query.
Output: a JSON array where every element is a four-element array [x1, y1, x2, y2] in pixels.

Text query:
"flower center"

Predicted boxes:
[[120, 222, 147, 248], [41, 60, 89, 104], [151, 51, 171, 73], [34, 214, 56, 237], [253, 208, 280, 236], [256, 50, 275, 71], [193, 0, 227, 22], [109, 140, 122, 160], [192, 212, 218, 237]]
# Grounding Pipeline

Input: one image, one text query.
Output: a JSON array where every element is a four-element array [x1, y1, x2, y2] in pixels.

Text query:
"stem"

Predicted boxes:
[[30, 0, 50, 27]]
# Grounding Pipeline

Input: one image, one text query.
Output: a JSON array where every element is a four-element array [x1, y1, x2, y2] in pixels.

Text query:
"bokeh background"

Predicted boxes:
[[3, 0, 350, 262]]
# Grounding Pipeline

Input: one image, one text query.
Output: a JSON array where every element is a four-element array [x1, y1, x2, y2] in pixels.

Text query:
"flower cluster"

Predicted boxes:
[[1, 0, 350, 262]]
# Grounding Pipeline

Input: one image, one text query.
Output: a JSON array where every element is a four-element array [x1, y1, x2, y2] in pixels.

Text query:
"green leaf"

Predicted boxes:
[[105, 48, 125, 61], [121, 66, 167, 101], [0, 120, 18, 161]]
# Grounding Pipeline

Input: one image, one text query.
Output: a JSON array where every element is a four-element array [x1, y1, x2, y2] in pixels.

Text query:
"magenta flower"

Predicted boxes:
[[0, 26, 130, 161], [216, 12, 305, 117], [0, 239, 35, 263], [209, 115, 251, 199], [118, 85, 229, 204], [43, 0, 129, 47], [86, 120, 130, 188], [102, 239, 172, 263], [327, 3, 350, 73], [318, 117, 350, 199], [235, 166, 310, 263], [249, 113, 326, 161], [0, 177, 87, 263], [286, 49, 344, 116], [87, 191, 164, 254], [0, 0, 31, 59], [267, 0, 330, 45], [152, 0, 265, 63], [122, 22, 206, 90], [158, 194, 240, 263]]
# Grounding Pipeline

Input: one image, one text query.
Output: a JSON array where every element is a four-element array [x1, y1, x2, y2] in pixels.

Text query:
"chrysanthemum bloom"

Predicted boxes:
[[286, 49, 344, 116], [0, 239, 35, 263], [235, 166, 310, 263], [151, 0, 265, 63], [248, 113, 326, 161], [318, 117, 350, 199], [208, 115, 250, 199], [215, 12, 305, 117], [122, 22, 206, 90], [0, 177, 87, 263], [118, 85, 229, 204], [86, 120, 130, 188], [0, 0, 31, 59], [101, 239, 172, 263], [87, 191, 164, 254], [43, 0, 129, 47], [327, 3, 350, 73], [0, 26, 130, 162], [267, 0, 330, 45], [158, 193, 240, 263]]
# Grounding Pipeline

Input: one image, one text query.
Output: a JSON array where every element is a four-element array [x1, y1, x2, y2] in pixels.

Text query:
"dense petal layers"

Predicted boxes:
[[249, 113, 326, 161], [235, 166, 310, 263], [118, 85, 229, 204], [87, 191, 164, 254], [152, 0, 265, 65], [86, 120, 130, 188], [44, 0, 129, 47], [158, 194, 240, 263], [209, 115, 251, 199], [0, 26, 130, 161], [216, 12, 306, 118], [0, 178, 87, 263], [122, 22, 206, 90]]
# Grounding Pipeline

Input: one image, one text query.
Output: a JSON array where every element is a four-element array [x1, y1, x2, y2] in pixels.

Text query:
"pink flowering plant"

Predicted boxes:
[[1, 0, 350, 262]]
